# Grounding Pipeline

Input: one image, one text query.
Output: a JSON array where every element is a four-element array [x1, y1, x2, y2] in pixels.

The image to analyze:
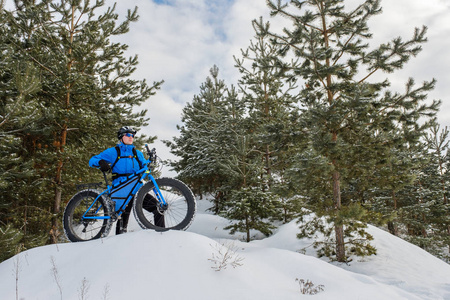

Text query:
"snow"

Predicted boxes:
[[1, 198, 450, 300]]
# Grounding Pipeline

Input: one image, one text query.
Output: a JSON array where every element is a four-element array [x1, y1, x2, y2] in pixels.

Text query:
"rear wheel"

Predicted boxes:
[[133, 178, 196, 231], [63, 189, 113, 242]]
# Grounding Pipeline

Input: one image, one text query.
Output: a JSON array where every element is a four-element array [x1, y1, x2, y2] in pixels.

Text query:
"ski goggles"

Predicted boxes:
[[124, 133, 135, 138]]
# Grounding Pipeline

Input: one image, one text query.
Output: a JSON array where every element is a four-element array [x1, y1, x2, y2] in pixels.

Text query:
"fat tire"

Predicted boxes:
[[133, 178, 196, 231], [63, 189, 113, 242]]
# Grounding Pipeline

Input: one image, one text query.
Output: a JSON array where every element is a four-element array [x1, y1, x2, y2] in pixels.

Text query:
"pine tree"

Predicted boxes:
[[424, 125, 450, 204], [167, 65, 280, 239], [234, 18, 305, 223], [0, 0, 162, 253], [399, 125, 450, 261], [263, 0, 440, 262], [234, 17, 298, 180], [0, 1, 48, 259], [0, 224, 23, 262], [219, 134, 279, 242], [165, 66, 241, 213], [223, 187, 277, 242]]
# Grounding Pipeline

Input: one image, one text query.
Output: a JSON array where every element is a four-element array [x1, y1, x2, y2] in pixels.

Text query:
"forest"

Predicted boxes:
[[1, 0, 449, 264]]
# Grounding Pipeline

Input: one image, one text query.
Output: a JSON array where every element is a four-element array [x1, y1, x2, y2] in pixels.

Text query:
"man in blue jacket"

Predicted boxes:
[[89, 126, 145, 185], [89, 126, 164, 234]]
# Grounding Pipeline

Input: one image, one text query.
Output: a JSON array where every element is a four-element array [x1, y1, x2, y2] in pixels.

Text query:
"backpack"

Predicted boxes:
[[110, 145, 143, 180]]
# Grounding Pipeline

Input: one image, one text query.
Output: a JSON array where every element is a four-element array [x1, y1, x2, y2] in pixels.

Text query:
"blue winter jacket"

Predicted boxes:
[[89, 142, 146, 185]]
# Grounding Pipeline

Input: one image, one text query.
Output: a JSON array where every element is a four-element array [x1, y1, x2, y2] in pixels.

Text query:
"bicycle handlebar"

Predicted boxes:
[[145, 144, 157, 162], [102, 170, 110, 187]]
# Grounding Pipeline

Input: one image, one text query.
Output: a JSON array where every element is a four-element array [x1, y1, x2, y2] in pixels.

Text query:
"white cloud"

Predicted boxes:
[[364, 0, 450, 125], [108, 0, 450, 166], [139, 90, 183, 177], [5, 0, 448, 168]]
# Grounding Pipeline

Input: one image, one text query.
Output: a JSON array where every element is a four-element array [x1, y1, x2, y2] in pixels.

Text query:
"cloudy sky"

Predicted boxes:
[[8, 0, 450, 174], [104, 0, 450, 175]]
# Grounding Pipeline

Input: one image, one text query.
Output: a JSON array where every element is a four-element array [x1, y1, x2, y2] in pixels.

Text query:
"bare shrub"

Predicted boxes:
[[78, 277, 90, 300], [50, 256, 63, 300], [295, 278, 325, 295], [101, 283, 111, 300], [209, 241, 244, 271], [13, 245, 23, 300]]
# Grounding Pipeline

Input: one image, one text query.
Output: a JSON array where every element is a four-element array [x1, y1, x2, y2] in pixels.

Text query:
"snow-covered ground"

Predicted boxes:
[[1, 198, 449, 300]]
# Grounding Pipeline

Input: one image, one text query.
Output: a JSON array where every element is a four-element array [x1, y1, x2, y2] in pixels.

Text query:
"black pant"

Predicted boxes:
[[116, 194, 165, 234]]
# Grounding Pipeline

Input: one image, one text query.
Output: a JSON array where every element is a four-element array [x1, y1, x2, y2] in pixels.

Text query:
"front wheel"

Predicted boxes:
[[63, 189, 113, 242], [133, 178, 196, 231]]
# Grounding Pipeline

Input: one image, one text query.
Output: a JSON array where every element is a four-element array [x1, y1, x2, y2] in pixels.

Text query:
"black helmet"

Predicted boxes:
[[117, 126, 137, 140]]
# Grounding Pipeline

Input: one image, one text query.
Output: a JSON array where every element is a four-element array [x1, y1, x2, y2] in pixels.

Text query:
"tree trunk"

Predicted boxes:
[[246, 215, 250, 243], [265, 144, 271, 177], [387, 221, 398, 235], [333, 168, 346, 262], [51, 185, 62, 244], [387, 190, 399, 235], [436, 145, 448, 204], [51, 126, 67, 243], [214, 191, 223, 214], [50, 6, 75, 243], [263, 84, 271, 179], [320, 2, 346, 262], [334, 223, 345, 261]]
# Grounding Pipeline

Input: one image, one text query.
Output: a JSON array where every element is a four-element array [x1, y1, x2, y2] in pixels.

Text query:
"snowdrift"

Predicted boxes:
[[1, 199, 449, 300]]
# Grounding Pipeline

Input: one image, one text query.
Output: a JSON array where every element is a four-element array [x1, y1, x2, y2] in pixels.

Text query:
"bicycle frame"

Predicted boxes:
[[81, 149, 166, 222]]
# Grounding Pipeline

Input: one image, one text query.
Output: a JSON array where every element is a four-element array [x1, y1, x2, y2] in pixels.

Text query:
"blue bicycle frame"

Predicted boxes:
[[81, 148, 166, 221]]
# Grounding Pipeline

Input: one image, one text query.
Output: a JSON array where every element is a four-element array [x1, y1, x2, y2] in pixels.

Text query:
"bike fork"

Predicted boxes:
[[149, 177, 167, 209]]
